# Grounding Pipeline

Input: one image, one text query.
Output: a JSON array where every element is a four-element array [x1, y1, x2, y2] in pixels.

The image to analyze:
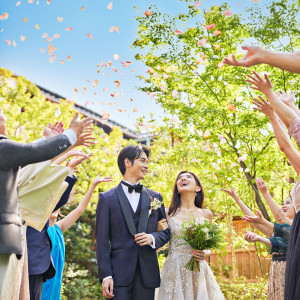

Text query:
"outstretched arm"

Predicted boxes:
[[247, 71, 297, 127], [253, 96, 300, 174], [223, 45, 300, 74], [56, 174, 113, 233], [244, 231, 272, 247], [256, 177, 292, 225]]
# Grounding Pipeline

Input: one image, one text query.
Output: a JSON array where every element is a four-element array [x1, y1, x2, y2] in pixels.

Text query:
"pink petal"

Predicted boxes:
[[57, 17, 63, 22], [20, 35, 26, 42], [42, 32, 48, 38], [28, 0, 33, 3], [65, 27, 73, 31], [6, 39, 11, 46], [133, 107, 138, 112], [145, 10, 152, 16], [193, 1, 201, 7], [213, 30, 221, 36], [53, 33, 60, 39], [197, 38, 206, 47], [40, 48, 45, 53], [49, 56, 55, 63], [174, 30, 183, 34], [217, 62, 224, 69], [67, 55, 71, 61], [204, 24, 215, 30], [81, 6, 84, 11], [0, 13, 9, 21], [107, 2, 113, 9], [13, 40, 17, 47], [16, 1, 21, 6], [113, 54, 120, 60]]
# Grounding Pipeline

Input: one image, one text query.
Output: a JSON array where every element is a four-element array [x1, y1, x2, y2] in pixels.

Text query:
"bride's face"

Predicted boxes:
[[176, 172, 201, 194]]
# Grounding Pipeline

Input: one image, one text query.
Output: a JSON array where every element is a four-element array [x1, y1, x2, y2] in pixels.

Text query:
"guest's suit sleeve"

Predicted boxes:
[[96, 192, 112, 282], [150, 193, 170, 249], [53, 175, 77, 212], [0, 134, 71, 170]]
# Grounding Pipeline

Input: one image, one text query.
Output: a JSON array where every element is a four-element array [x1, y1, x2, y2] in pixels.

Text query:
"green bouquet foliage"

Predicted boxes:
[[176, 217, 225, 271]]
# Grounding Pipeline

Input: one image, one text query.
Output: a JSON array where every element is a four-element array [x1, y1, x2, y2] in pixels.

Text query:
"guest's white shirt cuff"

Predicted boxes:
[[103, 276, 112, 282], [150, 234, 156, 249], [63, 129, 77, 145]]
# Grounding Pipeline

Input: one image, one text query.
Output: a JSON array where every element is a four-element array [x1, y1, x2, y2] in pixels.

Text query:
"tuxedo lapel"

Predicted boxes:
[[138, 187, 150, 233], [116, 183, 137, 236]]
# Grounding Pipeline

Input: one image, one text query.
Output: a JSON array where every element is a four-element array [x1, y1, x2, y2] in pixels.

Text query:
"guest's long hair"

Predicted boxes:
[[168, 171, 204, 216]]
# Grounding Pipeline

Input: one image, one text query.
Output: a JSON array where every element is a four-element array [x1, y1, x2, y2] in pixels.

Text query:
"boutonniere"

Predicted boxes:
[[148, 197, 164, 217]]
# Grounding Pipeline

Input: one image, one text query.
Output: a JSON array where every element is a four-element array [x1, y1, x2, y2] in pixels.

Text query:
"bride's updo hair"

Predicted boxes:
[[168, 171, 204, 216]]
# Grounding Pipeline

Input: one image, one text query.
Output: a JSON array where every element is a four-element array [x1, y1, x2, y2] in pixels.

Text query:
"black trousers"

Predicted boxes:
[[111, 263, 155, 300], [29, 274, 44, 300]]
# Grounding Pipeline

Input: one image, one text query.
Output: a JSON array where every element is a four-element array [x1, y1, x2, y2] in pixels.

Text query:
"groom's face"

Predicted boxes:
[[126, 151, 149, 180]]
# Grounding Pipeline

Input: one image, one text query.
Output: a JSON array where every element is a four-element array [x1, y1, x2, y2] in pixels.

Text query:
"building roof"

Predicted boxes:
[[37, 84, 151, 143]]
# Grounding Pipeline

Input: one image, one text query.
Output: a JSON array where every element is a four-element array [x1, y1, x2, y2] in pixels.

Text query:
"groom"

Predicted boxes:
[[96, 144, 170, 299]]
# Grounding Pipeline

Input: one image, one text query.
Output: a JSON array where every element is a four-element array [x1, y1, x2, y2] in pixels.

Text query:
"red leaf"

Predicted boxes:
[[87, 32, 93, 39]]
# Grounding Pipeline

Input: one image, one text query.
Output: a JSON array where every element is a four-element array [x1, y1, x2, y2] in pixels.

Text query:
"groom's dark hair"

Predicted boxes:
[[118, 144, 150, 175]]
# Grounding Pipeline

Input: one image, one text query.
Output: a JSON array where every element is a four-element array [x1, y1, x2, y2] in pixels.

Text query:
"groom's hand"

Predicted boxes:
[[102, 278, 114, 298], [135, 232, 153, 246]]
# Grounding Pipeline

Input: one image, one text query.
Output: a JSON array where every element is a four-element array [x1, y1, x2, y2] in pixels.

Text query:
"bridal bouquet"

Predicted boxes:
[[176, 217, 224, 272]]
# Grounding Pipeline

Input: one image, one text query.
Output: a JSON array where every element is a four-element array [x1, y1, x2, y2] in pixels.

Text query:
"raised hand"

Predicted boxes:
[[223, 46, 266, 67], [242, 209, 264, 224], [256, 177, 268, 194], [43, 121, 64, 139], [275, 90, 296, 106], [91, 173, 113, 188], [68, 113, 93, 137], [67, 153, 93, 172], [252, 96, 275, 118], [221, 187, 240, 202], [157, 218, 168, 231], [73, 131, 96, 148], [246, 71, 273, 96], [66, 148, 91, 160], [244, 231, 260, 243]]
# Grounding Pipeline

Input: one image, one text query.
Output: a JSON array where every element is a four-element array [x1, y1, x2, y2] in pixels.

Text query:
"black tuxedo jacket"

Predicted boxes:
[[95, 182, 170, 288]]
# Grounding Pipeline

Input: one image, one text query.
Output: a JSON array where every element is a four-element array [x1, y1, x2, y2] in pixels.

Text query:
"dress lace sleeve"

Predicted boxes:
[[269, 222, 291, 254], [288, 117, 300, 150]]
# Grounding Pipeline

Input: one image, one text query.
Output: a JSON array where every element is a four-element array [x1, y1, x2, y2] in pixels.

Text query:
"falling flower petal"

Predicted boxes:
[[53, 33, 60, 39], [6, 39, 11, 46], [74, 88, 78, 92], [204, 24, 215, 30], [0, 13, 9, 21], [103, 88, 108, 92], [197, 38, 206, 47], [67, 55, 71, 61], [174, 30, 183, 34], [227, 103, 236, 112], [145, 10, 152, 16], [48, 43, 57, 55], [163, 73, 169, 79], [93, 80, 98, 87], [109, 26, 120, 33], [114, 80, 120, 87], [13, 40, 17, 47], [20, 36, 26, 42], [55, 107, 61, 117], [82, 86, 87, 90], [23, 17, 28, 22], [113, 54, 120, 60], [42, 32, 48, 38], [28, 0, 33, 3], [35, 24, 40, 30], [57, 17, 63, 22], [217, 62, 224, 69], [133, 107, 138, 112], [81, 6, 84, 11], [193, 1, 201, 7], [65, 27, 73, 31], [87, 32, 93, 39], [46, 37, 52, 42], [60, 60, 64, 64], [47, 0, 50, 4], [1, 29, 4, 32], [223, 10, 232, 16], [213, 30, 221, 36], [107, 2, 113, 9], [16, 1, 21, 6], [172, 90, 179, 98], [40, 48, 45, 53], [214, 44, 220, 49], [49, 56, 55, 63]]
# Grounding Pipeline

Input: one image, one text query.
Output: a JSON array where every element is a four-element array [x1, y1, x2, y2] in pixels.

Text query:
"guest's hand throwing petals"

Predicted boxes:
[[242, 209, 264, 224], [246, 71, 273, 96], [91, 173, 113, 188], [223, 45, 266, 67], [252, 96, 275, 119], [221, 187, 240, 202], [43, 121, 64, 138], [256, 177, 268, 194], [244, 231, 260, 243]]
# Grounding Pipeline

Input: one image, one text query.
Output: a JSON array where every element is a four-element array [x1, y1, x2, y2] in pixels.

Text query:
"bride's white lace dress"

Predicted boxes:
[[156, 216, 225, 300]]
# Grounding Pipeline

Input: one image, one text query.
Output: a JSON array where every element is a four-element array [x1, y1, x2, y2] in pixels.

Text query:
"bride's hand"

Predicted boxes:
[[157, 219, 168, 231], [192, 249, 206, 261]]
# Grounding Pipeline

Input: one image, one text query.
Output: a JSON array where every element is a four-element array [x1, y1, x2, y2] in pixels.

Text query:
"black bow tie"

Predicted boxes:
[[121, 180, 143, 193]]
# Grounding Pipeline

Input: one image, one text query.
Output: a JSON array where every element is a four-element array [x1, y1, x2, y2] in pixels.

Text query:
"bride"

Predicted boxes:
[[156, 171, 224, 300]]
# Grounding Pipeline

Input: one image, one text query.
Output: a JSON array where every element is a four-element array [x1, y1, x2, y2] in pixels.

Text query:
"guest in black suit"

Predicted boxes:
[[0, 110, 93, 296], [96, 145, 170, 300]]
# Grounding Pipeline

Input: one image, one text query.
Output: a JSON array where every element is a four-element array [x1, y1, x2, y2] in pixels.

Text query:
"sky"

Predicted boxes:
[[0, 0, 262, 130]]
